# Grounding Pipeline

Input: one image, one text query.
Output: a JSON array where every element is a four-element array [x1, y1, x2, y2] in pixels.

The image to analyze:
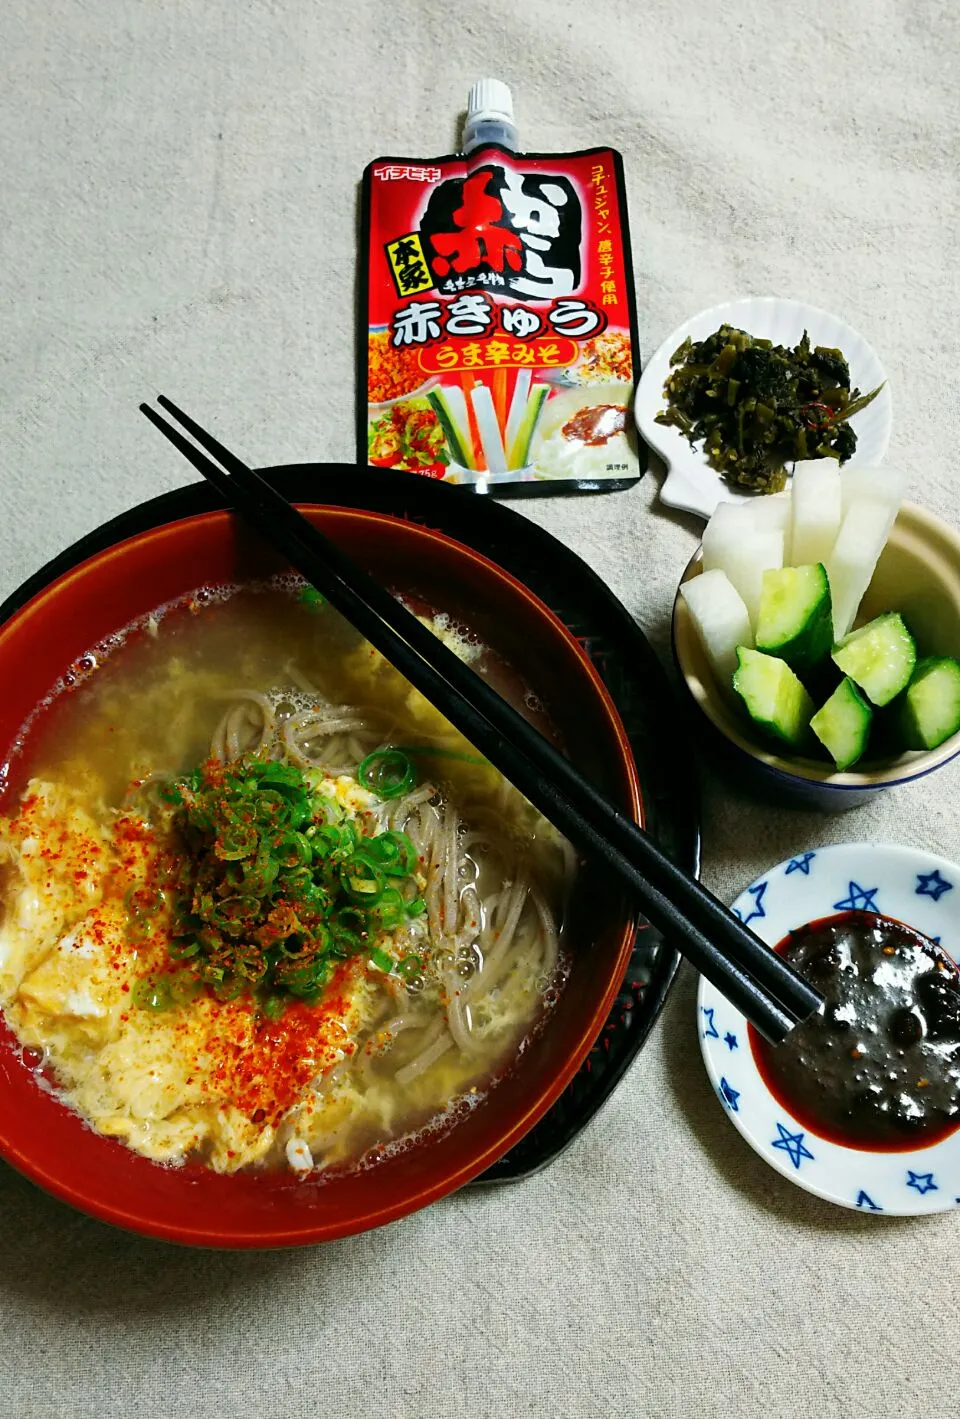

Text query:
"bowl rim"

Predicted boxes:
[[671, 500, 960, 790], [0, 503, 642, 1245], [698, 841, 960, 1214]]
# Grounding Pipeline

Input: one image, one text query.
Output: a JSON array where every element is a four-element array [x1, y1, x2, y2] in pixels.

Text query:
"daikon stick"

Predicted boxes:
[[790, 462, 842, 568], [470, 384, 507, 474], [840, 466, 908, 518], [826, 498, 899, 639], [504, 368, 532, 460], [701, 529, 784, 628], [702, 502, 755, 565], [704, 496, 792, 560], [749, 495, 793, 561], [680, 569, 754, 687]]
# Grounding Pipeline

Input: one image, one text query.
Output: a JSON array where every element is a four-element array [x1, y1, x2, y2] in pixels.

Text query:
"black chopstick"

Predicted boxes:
[[140, 398, 822, 1043]]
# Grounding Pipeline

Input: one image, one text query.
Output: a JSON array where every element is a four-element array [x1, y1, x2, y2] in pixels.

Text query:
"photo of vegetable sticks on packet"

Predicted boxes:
[[359, 79, 644, 494]]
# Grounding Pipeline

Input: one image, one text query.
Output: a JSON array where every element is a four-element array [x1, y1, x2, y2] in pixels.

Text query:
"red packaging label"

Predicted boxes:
[[360, 145, 643, 493]]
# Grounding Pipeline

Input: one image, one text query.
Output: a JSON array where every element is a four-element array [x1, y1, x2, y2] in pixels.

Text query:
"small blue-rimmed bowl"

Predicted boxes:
[[699, 842, 960, 1215], [672, 502, 960, 811]]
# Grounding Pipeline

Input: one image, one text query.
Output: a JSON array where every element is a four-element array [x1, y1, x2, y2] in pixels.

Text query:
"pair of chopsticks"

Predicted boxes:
[[140, 397, 821, 1043]]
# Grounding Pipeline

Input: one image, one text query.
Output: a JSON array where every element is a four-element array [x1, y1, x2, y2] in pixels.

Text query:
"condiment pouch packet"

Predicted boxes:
[[359, 143, 643, 493]]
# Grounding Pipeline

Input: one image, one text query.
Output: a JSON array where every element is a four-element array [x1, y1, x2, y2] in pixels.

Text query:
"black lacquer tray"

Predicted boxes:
[[0, 465, 699, 1183]]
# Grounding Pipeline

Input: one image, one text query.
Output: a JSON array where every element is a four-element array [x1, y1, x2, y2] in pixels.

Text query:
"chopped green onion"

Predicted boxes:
[[251, 788, 291, 825], [216, 822, 259, 861], [211, 895, 260, 933], [232, 946, 269, 983], [367, 887, 407, 931], [195, 925, 225, 956], [367, 945, 394, 973], [212, 975, 245, 1002], [331, 905, 366, 942], [310, 795, 342, 825], [289, 878, 331, 915], [340, 852, 386, 902], [125, 885, 165, 918], [242, 851, 279, 894], [167, 938, 200, 961], [299, 585, 326, 613], [364, 830, 418, 876], [159, 751, 426, 1016], [251, 760, 305, 791], [169, 970, 203, 1004], [277, 831, 311, 869], [262, 993, 286, 1021], [132, 976, 173, 1012], [357, 748, 417, 800], [313, 822, 358, 859], [285, 796, 313, 829], [275, 958, 324, 993]]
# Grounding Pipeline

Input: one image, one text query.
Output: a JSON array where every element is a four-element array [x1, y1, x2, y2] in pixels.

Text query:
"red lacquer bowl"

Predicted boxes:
[[0, 507, 640, 1247]]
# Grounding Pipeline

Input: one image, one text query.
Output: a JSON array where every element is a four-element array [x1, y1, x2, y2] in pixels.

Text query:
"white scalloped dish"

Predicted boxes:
[[635, 298, 892, 520]]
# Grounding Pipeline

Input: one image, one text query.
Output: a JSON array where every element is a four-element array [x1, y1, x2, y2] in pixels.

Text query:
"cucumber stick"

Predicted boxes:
[[508, 385, 548, 467], [899, 658, 960, 750], [427, 388, 473, 469], [755, 564, 833, 673], [732, 647, 815, 749], [832, 612, 916, 706], [810, 677, 873, 770]]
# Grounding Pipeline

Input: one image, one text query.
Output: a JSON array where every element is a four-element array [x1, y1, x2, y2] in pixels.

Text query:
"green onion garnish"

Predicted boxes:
[[368, 945, 394, 973], [299, 585, 326, 613], [368, 887, 407, 931], [217, 822, 259, 861], [169, 970, 203, 1004], [364, 830, 418, 876], [357, 748, 417, 800], [340, 852, 387, 902], [146, 751, 426, 1018], [132, 976, 173, 1012]]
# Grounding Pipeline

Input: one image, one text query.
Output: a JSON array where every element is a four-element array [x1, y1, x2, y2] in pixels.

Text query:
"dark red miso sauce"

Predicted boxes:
[[750, 911, 960, 1151], [561, 404, 627, 447]]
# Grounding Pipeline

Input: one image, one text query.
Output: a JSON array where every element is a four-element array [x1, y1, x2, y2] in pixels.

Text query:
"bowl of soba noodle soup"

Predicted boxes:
[[0, 504, 640, 1246]]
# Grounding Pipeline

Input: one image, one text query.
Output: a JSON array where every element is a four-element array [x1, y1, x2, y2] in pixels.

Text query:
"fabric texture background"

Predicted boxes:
[[1, 1, 959, 1415]]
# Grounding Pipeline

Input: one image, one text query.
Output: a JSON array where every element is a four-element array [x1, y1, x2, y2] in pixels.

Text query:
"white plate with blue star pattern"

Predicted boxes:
[[698, 842, 960, 1215]]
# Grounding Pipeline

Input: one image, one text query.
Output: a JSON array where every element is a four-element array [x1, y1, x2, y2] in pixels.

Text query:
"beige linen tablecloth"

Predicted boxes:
[[2, 1, 959, 1414]]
